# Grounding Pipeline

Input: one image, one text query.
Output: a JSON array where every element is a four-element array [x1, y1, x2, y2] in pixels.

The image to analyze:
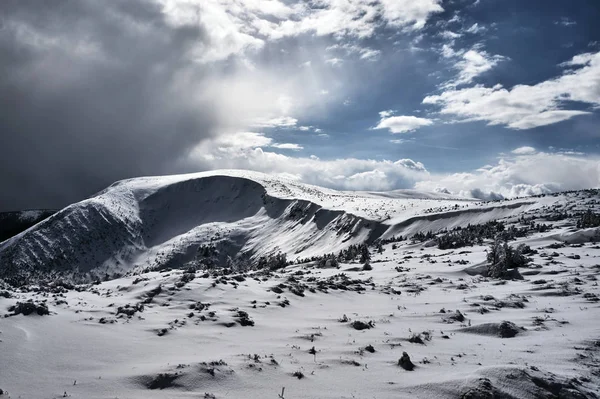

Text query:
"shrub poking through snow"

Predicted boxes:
[[235, 310, 255, 326], [258, 252, 288, 271], [116, 303, 144, 317], [498, 321, 520, 338], [461, 378, 496, 398], [157, 328, 169, 336], [446, 310, 465, 323], [364, 344, 376, 353], [147, 373, 179, 390], [176, 272, 195, 287], [408, 333, 425, 344], [289, 284, 305, 297], [351, 320, 374, 330], [487, 239, 529, 279], [360, 245, 371, 263], [143, 285, 162, 303], [7, 300, 49, 316], [398, 352, 415, 371], [436, 220, 531, 250], [577, 209, 600, 228], [271, 285, 284, 294], [308, 346, 317, 361], [292, 371, 305, 379]]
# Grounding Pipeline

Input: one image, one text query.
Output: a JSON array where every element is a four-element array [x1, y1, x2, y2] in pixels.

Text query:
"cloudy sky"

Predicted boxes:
[[1, 0, 600, 210]]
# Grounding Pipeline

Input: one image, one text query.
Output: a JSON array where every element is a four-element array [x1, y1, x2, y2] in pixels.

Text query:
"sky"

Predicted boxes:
[[1, 0, 600, 211]]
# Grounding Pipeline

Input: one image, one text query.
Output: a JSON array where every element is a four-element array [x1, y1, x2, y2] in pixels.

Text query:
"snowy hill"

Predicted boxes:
[[0, 170, 579, 286], [1, 172, 600, 398]]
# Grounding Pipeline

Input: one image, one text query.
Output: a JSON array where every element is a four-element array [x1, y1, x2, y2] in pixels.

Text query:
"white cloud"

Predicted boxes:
[[416, 151, 600, 199], [153, 0, 446, 137], [390, 138, 413, 144], [359, 49, 381, 61], [465, 23, 486, 34], [511, 146, 536, 155], [441, 44, 458, 58], [437, 42, 505, 86], [202, 131, 304, 152], [379, 0, 444, 30], [325, 58, 343, 66], [326, 43, 382, 61], [251, 116, 298, 128], [161, 0, 444, 63], [215, 131, 273, 149], [184, 138, 430, 191], [271, 143, 304, 150], [185, 134, 599, 198], [374, 113, 434, 133], [555, 17, 577, 27], [424, 50, 600, 129], [446, 47, 506, 87], [440, 30, 461, 39], [446, 14, 462, 25]]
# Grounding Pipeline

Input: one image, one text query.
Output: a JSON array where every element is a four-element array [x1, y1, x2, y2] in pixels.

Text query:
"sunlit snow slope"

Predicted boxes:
[[0, 170, 554, 284]]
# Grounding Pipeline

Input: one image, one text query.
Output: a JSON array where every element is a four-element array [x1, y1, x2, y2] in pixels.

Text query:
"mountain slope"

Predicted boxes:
[[0, 170, 566, 285], [0, 172, 378, 284], [0, 209, 56, 242]]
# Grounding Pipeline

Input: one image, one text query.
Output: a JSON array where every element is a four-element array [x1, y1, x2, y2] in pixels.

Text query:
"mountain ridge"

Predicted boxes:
[[0, 170, 571, 286]]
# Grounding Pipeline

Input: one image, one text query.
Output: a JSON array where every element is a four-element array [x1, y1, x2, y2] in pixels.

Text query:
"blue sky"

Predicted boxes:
[[1, 0, 600, 209], [254, 0, 600, 172]]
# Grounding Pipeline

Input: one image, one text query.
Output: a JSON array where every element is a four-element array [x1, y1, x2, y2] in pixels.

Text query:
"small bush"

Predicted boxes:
[[8, 301, 49, 316], [408, 333, 424, 344], [292, 371, 305, 379], [487, 239, 529, 279], [577, 209, 600, 228], [258, 252, 288, 271], [447, 310, 465, 323], [116, 303, 144, 317], [351, 320, 374, 330], [498, 321, 520, 338], [147, 373, 178, 390], [398, 352, 415, 371], [236, 310, 255, 326]]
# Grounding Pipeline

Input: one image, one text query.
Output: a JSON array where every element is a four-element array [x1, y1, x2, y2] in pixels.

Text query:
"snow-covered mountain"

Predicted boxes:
[[0, 170, 556, 285], [1, 171, 600, 398]]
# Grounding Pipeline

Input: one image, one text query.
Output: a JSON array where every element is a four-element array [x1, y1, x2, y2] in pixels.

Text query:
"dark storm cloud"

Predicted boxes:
[[0, 0, 219, 211]]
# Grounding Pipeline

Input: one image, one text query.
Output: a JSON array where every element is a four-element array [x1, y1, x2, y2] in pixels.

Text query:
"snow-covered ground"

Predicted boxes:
[[1, 171, 599, 398]]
